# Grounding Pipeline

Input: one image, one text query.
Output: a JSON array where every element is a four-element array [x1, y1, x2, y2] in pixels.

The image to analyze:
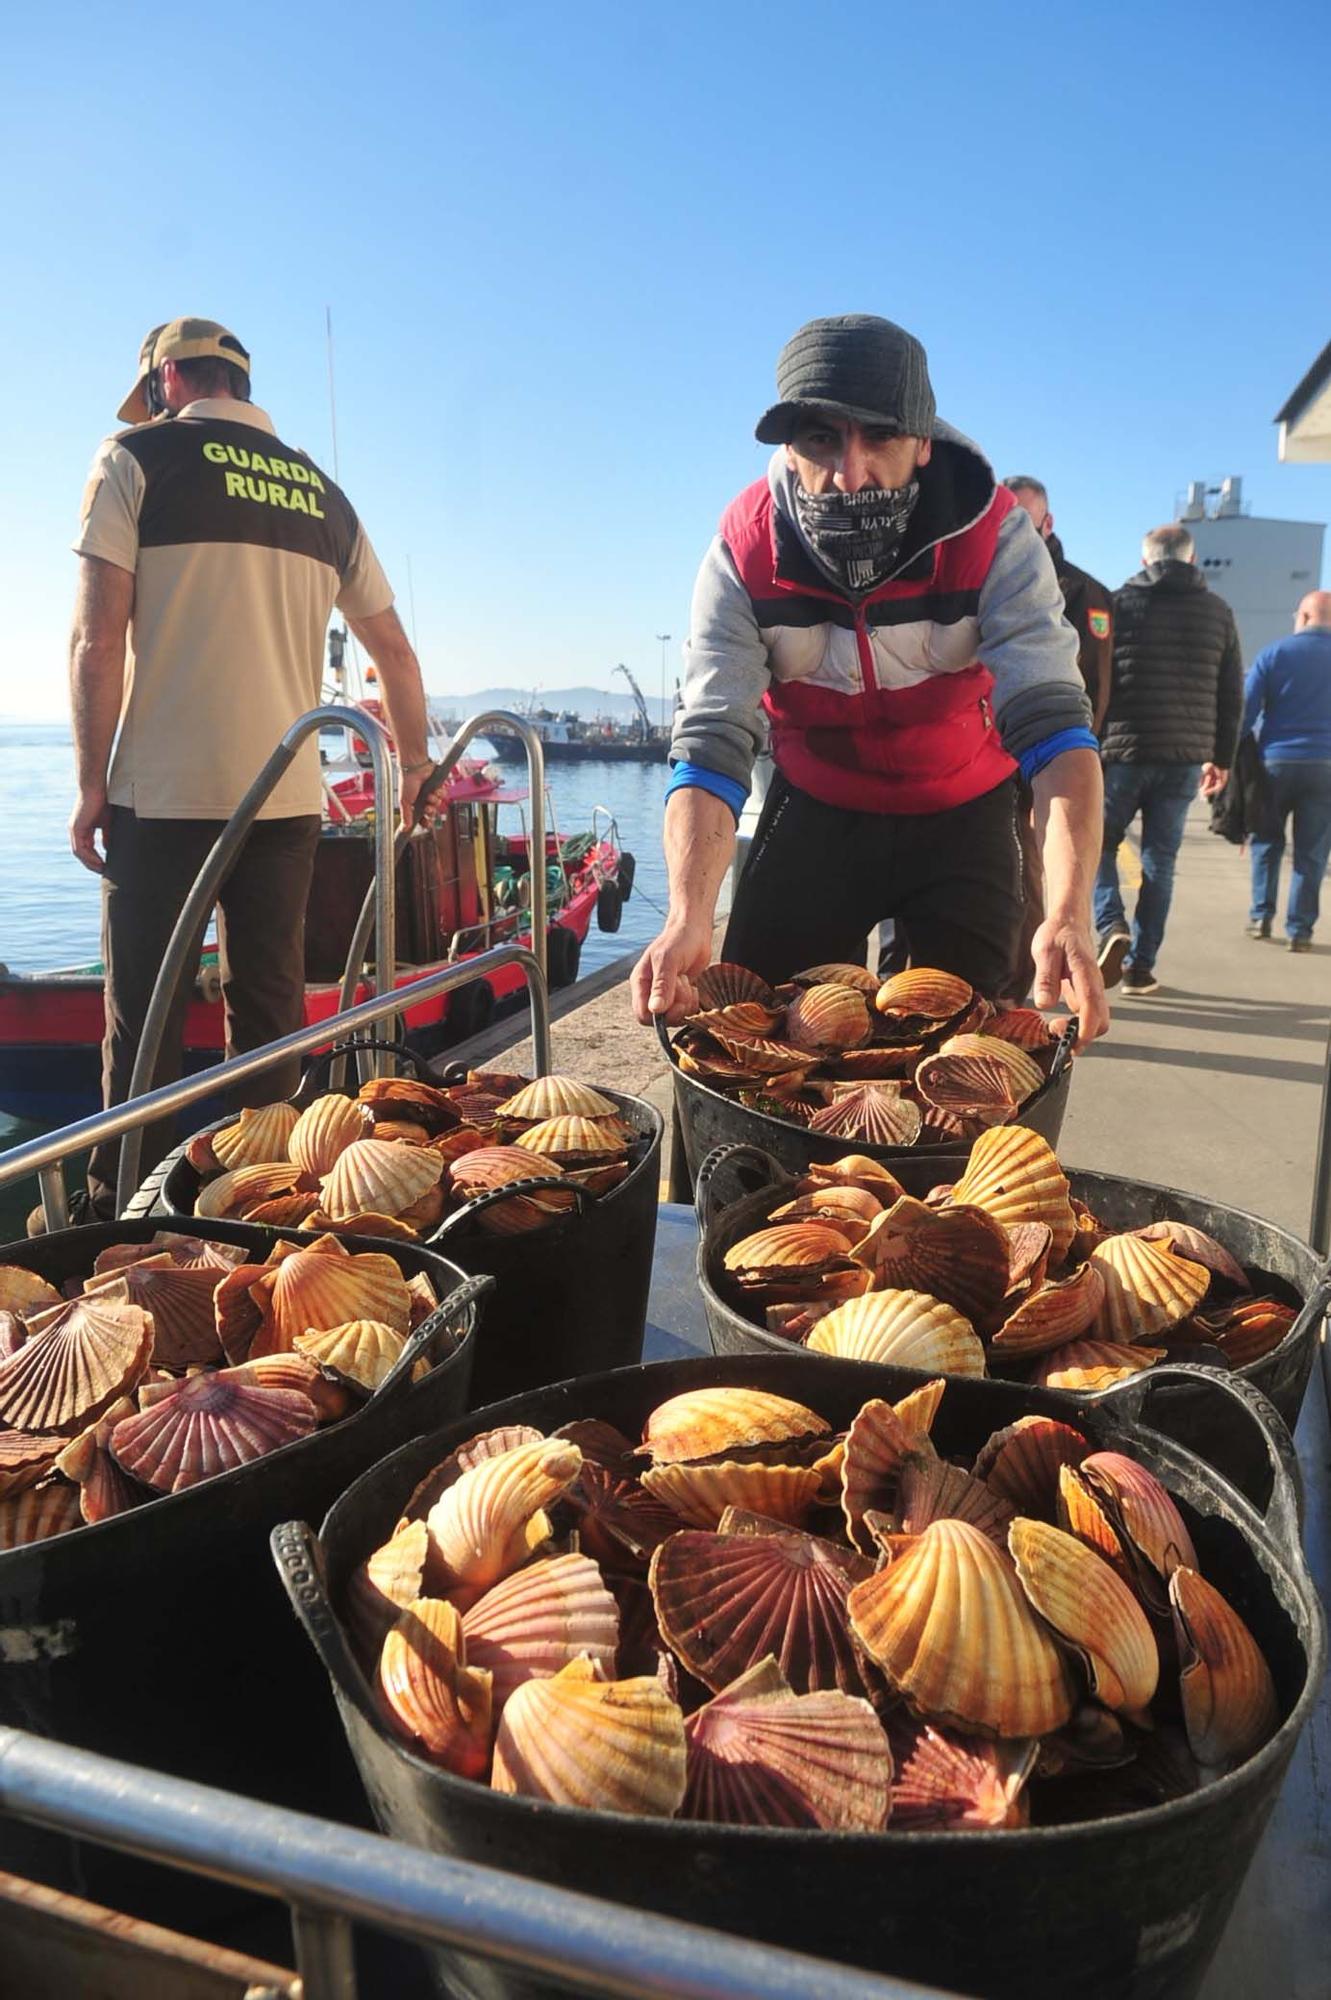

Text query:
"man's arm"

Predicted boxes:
[[1204, 615, 1244, 797], [1240, 652, 1268, 742], [630, 787, 736, 1023], [67, 554, 134, 873], [345, 607, 432, 826], [1030, 747, 1110, 1047]]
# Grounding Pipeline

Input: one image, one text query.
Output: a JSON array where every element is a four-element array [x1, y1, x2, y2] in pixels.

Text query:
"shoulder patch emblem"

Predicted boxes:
[[1088, 609, 1111, 639]]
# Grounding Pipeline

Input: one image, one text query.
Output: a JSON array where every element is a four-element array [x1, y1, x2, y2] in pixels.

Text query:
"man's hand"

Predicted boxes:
[[1031, 913, 1109, 1048], [1200, 763, 1228, 799], [631, 918, 714, 1025], [398, 761, 440, 833], [69, 785, 110, 874]]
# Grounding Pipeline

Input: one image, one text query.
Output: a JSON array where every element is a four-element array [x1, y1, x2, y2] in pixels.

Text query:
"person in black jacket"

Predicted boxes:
[[1094, 523, 1243, 994]]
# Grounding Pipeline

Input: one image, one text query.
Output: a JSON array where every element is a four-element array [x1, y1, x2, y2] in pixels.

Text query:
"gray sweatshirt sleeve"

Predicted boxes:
[[980, 508, 1093, 755], [668, 535, 771, 790]]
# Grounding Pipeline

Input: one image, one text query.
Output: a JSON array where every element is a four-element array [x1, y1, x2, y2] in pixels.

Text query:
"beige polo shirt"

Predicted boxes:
[[76, 398, 393, 818]]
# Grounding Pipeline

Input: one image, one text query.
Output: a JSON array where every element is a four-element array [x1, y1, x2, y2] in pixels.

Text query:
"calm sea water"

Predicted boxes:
[[0, 722, 674, 1229]]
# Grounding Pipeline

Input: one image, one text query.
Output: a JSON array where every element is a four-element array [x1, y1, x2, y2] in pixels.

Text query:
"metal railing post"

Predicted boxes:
[[292, 1907, 357, 2000], [0, 948, 551, 1205], [336, 712, 546, 1018], [1311, 1023, 1331, 1256], [115, 706, 395, 1213]]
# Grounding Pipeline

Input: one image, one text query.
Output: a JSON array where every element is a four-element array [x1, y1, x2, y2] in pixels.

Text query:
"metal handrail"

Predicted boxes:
[[1311, 1022, 1331, 1257], [5, 947, 550, 1230], [0, 1727, 952, 2000], [116, 705, 397, 1212], [335, 711, 548, 1017]]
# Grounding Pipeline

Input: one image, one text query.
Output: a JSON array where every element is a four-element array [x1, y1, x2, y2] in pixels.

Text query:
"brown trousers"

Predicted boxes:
[[90, 807, 321, 1196]]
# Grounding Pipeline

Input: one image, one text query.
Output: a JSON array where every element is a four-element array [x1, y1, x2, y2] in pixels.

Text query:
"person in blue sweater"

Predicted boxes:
[[1243, 591, 1331, 951]]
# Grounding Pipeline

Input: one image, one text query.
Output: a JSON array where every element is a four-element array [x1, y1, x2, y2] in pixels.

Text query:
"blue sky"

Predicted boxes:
[[2, 0, 1328, 719]]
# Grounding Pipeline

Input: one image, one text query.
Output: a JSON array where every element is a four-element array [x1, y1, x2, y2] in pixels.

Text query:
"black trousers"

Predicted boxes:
[[90, 807, 321, 1195], [723, 773, 1024, 995]]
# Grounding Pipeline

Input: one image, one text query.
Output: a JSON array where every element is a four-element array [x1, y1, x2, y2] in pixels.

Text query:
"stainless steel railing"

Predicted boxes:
[[116, 704, 398, 1210], [3, 947, 551, 1232], [0, 1726, 953, 2000]]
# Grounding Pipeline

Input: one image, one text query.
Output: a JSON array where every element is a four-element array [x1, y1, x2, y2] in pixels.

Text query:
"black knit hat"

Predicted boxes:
[[755, 314, 937, 445]]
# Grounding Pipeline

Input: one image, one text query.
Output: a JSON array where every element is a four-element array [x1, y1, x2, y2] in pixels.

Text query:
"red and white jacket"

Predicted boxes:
[[671, 427, 1090, 816]]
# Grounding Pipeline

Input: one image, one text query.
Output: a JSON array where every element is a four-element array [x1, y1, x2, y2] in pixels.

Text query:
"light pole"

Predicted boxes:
[[655, 633, 672, 735]]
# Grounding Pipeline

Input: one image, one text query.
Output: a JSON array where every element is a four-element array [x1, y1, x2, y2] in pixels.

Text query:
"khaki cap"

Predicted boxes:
[[118, 317, 251, 425]]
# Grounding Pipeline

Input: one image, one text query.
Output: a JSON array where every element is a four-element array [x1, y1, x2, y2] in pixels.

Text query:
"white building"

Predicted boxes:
[[1177, 477, 1324, 663]]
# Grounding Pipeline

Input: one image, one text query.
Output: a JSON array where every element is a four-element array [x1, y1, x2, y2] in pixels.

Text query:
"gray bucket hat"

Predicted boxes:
[[755, 314, 937, 445]]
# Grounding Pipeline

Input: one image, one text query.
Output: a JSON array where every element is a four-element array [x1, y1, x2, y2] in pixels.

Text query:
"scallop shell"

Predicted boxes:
[[896, 1454, 1016, 1549], [1032, 1340, 1166, 1393], [514, 1115, 625, 1163], [785, 984, 872, 1053], [695, 962, 776, 1011], [345, 1519, 430, 1664], [491, 1657, 686, 1815], [0, 1482, 84, 1549], [257, 1236, 413, 1351], [704, 1030, 816, 1077], [289, 1094, 370, 1176], [914, 1036, 1044, 1120], [462, 1552, 620, 1708], [425, 1438, 583, 1607], [449, 1147, 576, 1234], [194, 1163, 306, 1221], [213, 1261, 270, 1366], [790, 962, 880, 996], [294, 1319, 407, 1394], [1089, 1235, 1211, 1343], [89, 1257, 225, 1371], [771, 1186, 884, 1228], [496, 1076, 618, 1122], [210, 1101, 299, 1170], [377, 1596, 493, 1777], [0, 1267, 63, 1317], [948, 1128, 1077, 1265], [808, 1086, 922, 1148], [1006, 1221, 1054, 1291], [1135, 1221, 1250, 1293], [852, 1197, 1011, 1326], [848, 1518, 1074, 1738], [887, 1714, 1036, 1829], [803, 1155, 906, 1201], [834, 1045, 925, 1079], [0, 1315, 24, 1362], [683, 1658, 890, 1830], [724, 1222, 855, 1276], [0, 1296, 153, 1434], [1196, 1296, 1298, 1368], [247, 1194, 324, 1229], [640, 1388, 829, 1467], [222, 1352, 351, 1422], [983, 1009, 1057, 1050], [641, 1459, 822, 1531], [689, 1002, 786, 1043], [368, 1119, 432, 1146], [357, 1076, 456, 1125], [109, 1374, 317, 1493], [397, 1425, 548, 1526], [0, 1427, 67, 1497], [806, 1291, 986, 1377], [1169, 1565, 1279, 1770], [990, 1263, 1107, 1358], [561, 1458, 682, 1572], [1059, 1452, 1198, 1590], [1009, 1516, 1159, 1713], [320, 1139, 443, 1223], [649, 1523, 871, 1696], [840, 1387, 945, 1554], [973, 1417, 1090, 1519], [875, 969, 973, 1021]]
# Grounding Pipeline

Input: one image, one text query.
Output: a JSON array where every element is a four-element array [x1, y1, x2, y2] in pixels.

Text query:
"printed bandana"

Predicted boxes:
[[794, 479, 921, 594]]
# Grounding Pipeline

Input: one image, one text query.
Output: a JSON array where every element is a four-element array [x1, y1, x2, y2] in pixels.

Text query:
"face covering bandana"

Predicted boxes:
[[794, 480, 921, 594]]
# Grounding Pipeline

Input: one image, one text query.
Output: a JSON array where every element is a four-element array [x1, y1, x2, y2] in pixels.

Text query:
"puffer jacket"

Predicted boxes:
[[1103, 561, 1243, 766]]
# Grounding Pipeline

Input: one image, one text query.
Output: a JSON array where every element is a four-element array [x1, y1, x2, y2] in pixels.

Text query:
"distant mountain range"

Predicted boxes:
[[428, 685, 673, 728]]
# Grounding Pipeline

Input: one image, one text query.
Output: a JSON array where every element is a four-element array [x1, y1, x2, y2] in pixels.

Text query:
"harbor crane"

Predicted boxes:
[[614, 662, 656, 742]]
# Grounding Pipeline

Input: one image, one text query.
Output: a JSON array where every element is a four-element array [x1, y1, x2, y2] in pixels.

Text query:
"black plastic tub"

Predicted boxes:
[[152, 1062, 665, 1409], [274, 1351, 1323, 2000], [0, 1216, 484, 1827], [659, 1014, 1077, 1195], [694, 1144, 1331, 1454]]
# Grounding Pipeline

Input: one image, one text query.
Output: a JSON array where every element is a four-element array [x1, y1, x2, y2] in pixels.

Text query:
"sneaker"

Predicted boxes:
[[1096, 926, 1131, 988], [26, 1187, 114, 1237], [1122, 964, 1160, 995], [1288, 936, 1313, 954], [1246, 919, 1272, 940]]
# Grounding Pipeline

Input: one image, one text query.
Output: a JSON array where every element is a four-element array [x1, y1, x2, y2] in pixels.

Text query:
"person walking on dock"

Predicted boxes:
[[1094, 523, 1242, 996], [1242, 590, 1331, 951], [63, 317, 433, 1221], [631, 314, 1109, 1045]]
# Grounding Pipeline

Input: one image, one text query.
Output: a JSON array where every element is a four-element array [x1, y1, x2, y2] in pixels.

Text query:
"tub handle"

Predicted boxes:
[[1003, 1017, 1076, 1121], [1099, 1361, 1304, 1564], [694, 1142, 790, 1234], [428, 1174, 594, 1240], [271, 1519, 362, 1685], [653, 1013, 677, 1064], [294, 1034, 438, 1105], [379, 1270, 496, 1394]]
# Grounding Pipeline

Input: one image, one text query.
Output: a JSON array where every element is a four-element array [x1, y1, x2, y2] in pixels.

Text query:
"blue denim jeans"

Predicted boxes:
[[1093, 762, 1201, 974], [1248, 760, 1331, 940]]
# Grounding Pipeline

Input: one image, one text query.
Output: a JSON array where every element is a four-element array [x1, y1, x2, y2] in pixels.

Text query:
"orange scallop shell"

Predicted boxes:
[[491, 1658, 686, 1816], [695, 963, 777, 1011], [839, 1386, 946, 1554], [210, 1101, 299, 1170], [0, 1267, 63, 1317], [1009, 1516, 1159, 1714], [1169, 1565, 1279, 1770], [1089, 1235, 1211, 1343], [514, 1115, 626, 1163], [641, 1458, 822, 1531], [289, 1095, 370, 1176], [1031, 1340, 1165, 1393], [875, 969, 974, 1020], [990, 1263, 1107, 1358], [345, 1518, 430, 1665], [972, 1417, 1090, 1519], [109, 1374, 317, 1493], [256, 1236, 413, 1351], [320, 1138, 443, 1223], [88, 1256, 225, 1371], [790, 962, 880, 996], [496, 1076, 618, 1122], [461, 1551, 620, 1709], [683, 1658, 890, 1830], [887, 1714, 1036, 1829], [806, 1291, 986, 1377], [852, 1196, 1010, 1326], [0, 1295, 153, 1434], [948, 1128, 1077, 1265], [294, 1318, 408, 1394], [0, 1482, 84, 1549], [377, 1596, 493, 1778], [640, 1388, 829, 1466], [425, 1438, 582, 1606], [785, 984, 873, 1054], [808, 1085, 922, 1148]]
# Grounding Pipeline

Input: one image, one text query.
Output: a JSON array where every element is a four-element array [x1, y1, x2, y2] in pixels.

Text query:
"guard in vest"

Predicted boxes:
[[62, 317, 434, 1220], [631, 314, 1110, 1044]]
